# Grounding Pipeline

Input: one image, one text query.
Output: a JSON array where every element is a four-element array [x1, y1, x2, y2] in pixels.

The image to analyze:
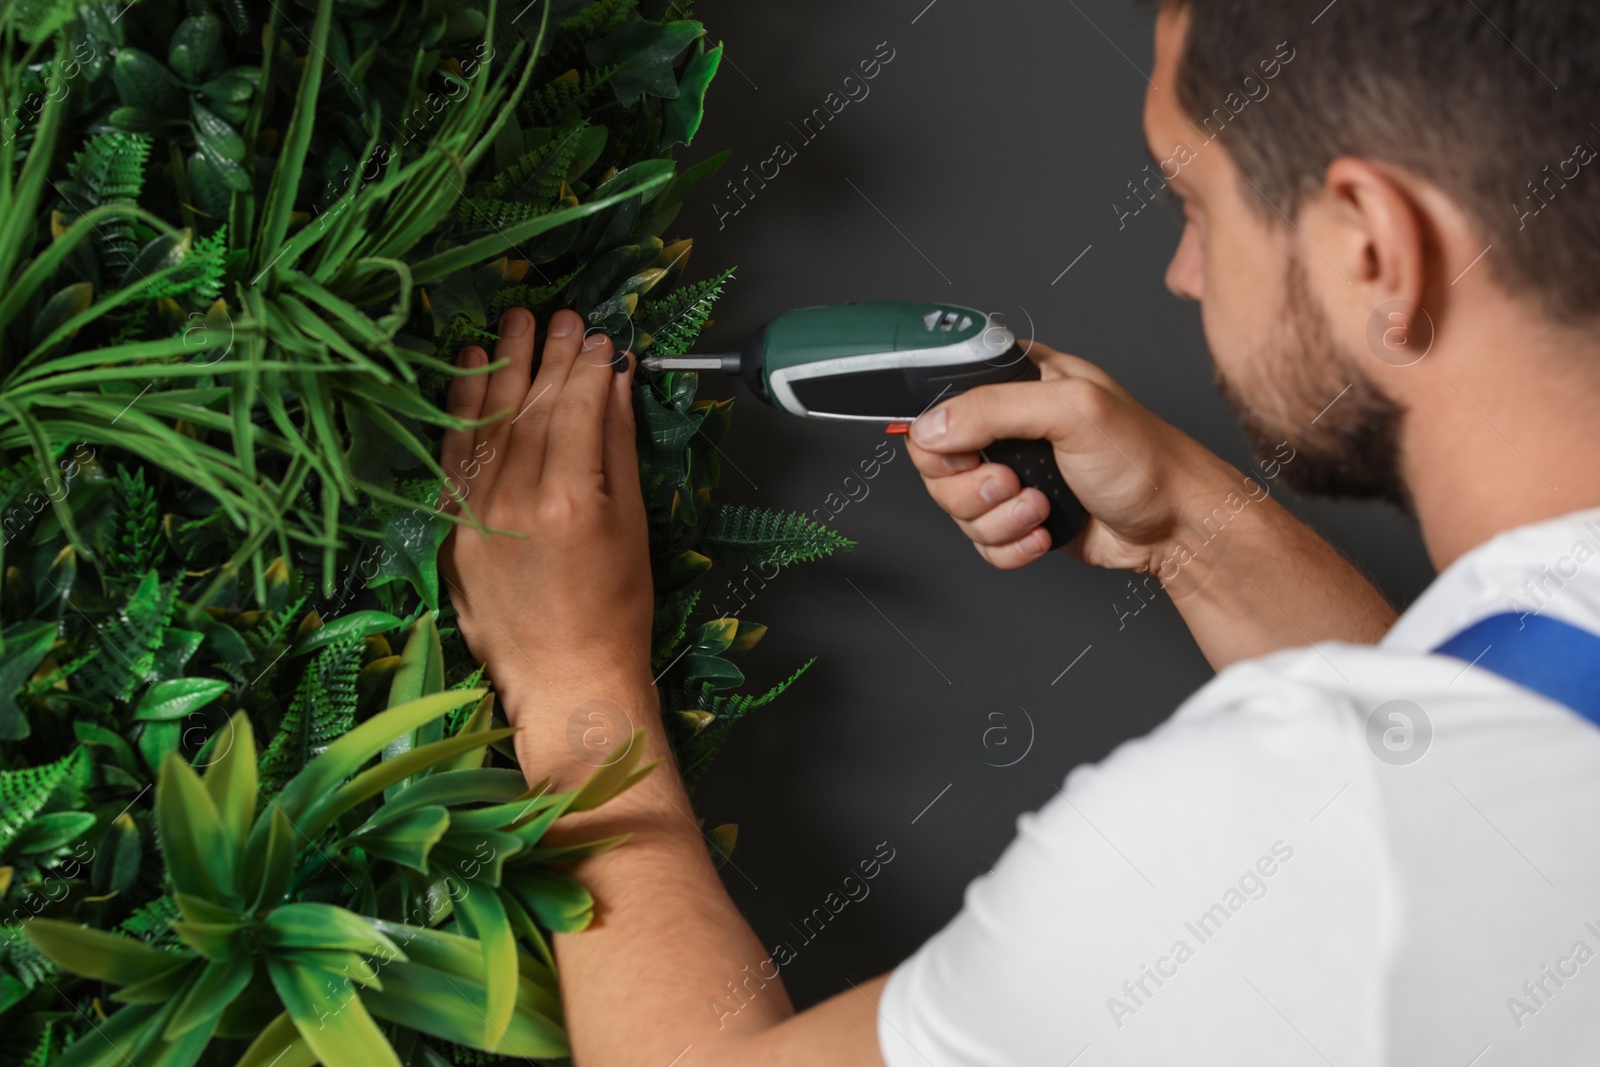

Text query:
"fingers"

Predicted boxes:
[[544, 330, 620, 480], [908, 376, 1112, 456], [975, 526, 1053, 571], [1019, 339, 1120, 389], [500, 309, 584, 485], [476, 309, 539, 495], [602, 350, 641, 498], [438, 345, 489, 513], [912, 458, 1023, 521], [904, 438, 981, 481]]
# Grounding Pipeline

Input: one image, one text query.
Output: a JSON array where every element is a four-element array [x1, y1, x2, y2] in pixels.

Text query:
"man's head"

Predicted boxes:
[[1144, 1, 1600, 510]]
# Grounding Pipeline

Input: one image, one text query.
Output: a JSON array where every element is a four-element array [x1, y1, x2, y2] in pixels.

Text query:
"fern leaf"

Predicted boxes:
[[242, 595, 308, 656], [79, 573, 174, 701], [0, 749, 81, 854], [650, 589, 700, 670], [677, 659, 815, 789], [519, 67, 616, 128], [451, 198, 557, 237], [637, 268, 734, 357], [106, 467, 161, 579], [481, 126, 585, 202], [485, 274, 573, 321], [146, 226, 228, 302], [259, 637, 363, 795], [60, 132, 152, 272], [699, 504, 854, 569], [19, 1017, 68, 1067], [558, 0, 638, 35], [119, 895, 182, 950]]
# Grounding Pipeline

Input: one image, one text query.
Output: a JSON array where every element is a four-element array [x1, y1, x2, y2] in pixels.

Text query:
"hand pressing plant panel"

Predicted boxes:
[[0, 0, 851, 1062]]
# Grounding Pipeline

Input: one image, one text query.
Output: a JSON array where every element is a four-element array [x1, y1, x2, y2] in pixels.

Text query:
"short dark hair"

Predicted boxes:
[[1165, 0, 1600, 325]]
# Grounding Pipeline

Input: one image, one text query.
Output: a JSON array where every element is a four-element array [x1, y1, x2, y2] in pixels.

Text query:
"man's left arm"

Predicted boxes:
[[438, 308, 886, 1066]]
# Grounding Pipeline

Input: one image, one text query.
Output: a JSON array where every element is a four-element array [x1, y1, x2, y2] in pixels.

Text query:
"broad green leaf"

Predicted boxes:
[[452, 880, 518, 1044], [169, 14, 225, 82], [568, 730, 659, 813], [50, 1001, 165, 1067], [202, 711, 257, 849], [691, 617, 738, 655], [683, 652, 744, 690], [116, 957, 207, 1003], [586, 15, 706, 106], [329, 727, 517, 823], [11, 810, 95, 855], [290, 609, 401, 657], [166, 953, 253, 1038], [267, 956, 401, 1067], [343, 805, 450, 872], [24, 920, 189, 985], [169, 920, 242, 962], [111, 47, 186, 113], [0, 621, 57, 740], [242, 803, 295, 913], [362, 959, 567, 1058], [134, 678, 229, 722], [156, 752, 238, 905], [262, 903, 405, 958], [506, 869, 594, 933], [232, 1012, 317, 1067], [379, 768, 537, 820], [662, 40, 723, 147], [264, 687, 485, 834], [381, 613, 446, 770]]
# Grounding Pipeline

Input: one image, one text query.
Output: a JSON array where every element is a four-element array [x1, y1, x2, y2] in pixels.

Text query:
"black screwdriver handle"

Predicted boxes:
[[979, 437, 1089, 549]]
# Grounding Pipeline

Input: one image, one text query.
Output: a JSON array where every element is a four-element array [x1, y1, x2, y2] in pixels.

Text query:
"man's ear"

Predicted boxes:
[[1320, 155, 1428, 312]]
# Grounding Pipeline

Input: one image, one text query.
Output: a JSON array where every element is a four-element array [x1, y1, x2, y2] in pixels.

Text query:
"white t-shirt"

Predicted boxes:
[[878, 507, 1600, 1067]]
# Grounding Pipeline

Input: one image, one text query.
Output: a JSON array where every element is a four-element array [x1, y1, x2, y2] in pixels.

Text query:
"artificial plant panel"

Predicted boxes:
[[0, 0, 851, 1062]]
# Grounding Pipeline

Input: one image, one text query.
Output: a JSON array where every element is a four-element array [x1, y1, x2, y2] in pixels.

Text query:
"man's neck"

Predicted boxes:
[[1400, 322, 1600, 572]]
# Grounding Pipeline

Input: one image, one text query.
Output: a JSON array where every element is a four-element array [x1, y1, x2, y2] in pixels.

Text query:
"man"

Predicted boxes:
[[439, 0, 1600, 1062]]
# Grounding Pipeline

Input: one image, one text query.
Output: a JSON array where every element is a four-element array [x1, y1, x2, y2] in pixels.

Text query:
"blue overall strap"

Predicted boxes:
[[1432, 613, 1600, 728]]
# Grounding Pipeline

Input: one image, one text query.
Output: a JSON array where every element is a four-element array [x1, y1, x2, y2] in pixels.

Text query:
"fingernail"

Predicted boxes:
[[980, 478, 1007, 504], [613, 349, 631, 374], [583, 332, 609, 350], [458, 346, 483, 367], [1028, 529, 1050, 554], [550, 312, 576, 337], [501, 310, 530, 337], [912, 408, 947, 444], [1012, 498, 1040, 526]]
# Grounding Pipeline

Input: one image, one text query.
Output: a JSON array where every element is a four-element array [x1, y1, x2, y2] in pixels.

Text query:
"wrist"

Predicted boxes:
[[1144, 450, 1288, 600], [490, 658, 661, 784]]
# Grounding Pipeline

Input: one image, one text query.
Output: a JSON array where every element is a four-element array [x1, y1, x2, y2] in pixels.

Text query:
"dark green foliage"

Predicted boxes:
[[259, 637, 363, 794], [58, 132, 149, 270], [0, 0, 850, 1060], [104, 468, 159, 579], [77, 573, 175, 702], [702, 503, 858, 568], [0, 749, 80, 853]]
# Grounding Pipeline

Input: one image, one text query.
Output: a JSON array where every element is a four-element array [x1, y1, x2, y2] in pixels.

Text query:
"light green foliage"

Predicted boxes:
[[636, 266, 733, 355]]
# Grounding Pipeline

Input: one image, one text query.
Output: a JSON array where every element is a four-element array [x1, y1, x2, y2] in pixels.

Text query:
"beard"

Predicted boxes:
[[1211, 257, 1413, 514]]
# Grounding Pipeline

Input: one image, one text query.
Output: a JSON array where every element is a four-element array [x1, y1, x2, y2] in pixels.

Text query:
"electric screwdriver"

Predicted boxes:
[[641, 301, 1090, 549]]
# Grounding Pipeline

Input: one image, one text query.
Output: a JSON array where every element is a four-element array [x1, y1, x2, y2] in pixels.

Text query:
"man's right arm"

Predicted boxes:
[[904, 342, 1397, 669]]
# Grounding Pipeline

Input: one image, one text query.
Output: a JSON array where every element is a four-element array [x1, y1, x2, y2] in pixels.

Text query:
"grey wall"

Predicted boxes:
[[677, 0, 1435, 1011]]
